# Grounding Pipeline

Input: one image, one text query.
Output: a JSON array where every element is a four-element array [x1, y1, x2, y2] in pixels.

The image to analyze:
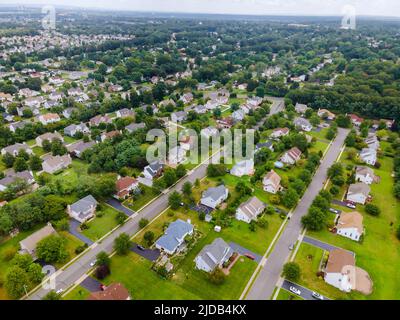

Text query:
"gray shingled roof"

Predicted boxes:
[[70, 195, 98, 217], [196, 238, 233, 271], [155, 219, 193, 253], [202, 185, 227, 202]]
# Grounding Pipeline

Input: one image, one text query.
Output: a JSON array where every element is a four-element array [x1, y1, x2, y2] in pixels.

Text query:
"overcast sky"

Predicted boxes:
[[4, 0, 400, 17]]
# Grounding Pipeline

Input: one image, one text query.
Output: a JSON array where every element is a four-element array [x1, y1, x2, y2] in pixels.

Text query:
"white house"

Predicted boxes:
[[1, 143, 33, 156], [171, 111, 187, 123], [201, 126, 219, 139], [294, 117, 313, 132], [155, 219, 193, 255], [194, 238, 233, 273], [142, 161, 164, 180], [36, 132, 64, 147], [168, 146, 186, 165], [263, 170, 282, 194], [346, 183, 371, 205], [364, 135, 380, 151], [295, 103, 309, 114], [42, 154, 72, 174], [355, 166, 375, 185], [336, 211, 364, 242], [67, 195, 98, 223], [324, 249, 355, 292], [235, 197, 266, 224], [201, 185, 229, 209], [270, 127, 289, 139], [280, 147, 302, 165], [230, 159, 254, 177], [359, 148, 377, 166], [37, 113, 61, 126]]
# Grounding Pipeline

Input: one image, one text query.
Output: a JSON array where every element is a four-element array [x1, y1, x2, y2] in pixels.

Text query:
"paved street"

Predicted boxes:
[[245, 128, 349, 300], [26, 97, 285, 300], [281, 280, 329, 301]]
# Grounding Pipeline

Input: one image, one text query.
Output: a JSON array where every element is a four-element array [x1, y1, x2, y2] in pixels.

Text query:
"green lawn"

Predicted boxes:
[[276, 288, 303, 300], [123, 184, 160, 212], [81, 205, 121, 241], [309, 140, 329, 155], [306, 154, 400, 300], [32, 146, 46, 157], [63, 285, 91, 300], [308, 128, 330, 141]]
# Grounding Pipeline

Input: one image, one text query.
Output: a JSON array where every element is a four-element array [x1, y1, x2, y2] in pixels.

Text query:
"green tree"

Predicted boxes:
[[144, 230, 155, 246], [29, 155, 42, 171], [5, 266, 29, 299], [282, 262, 301, 281], [13, 157, 28, 172], [36, 235, 68, 264], [96, 251, 111, 267], [182, 181, 193, 197], [365, 204, 381, 216], [27, 263, 45, 284], [114, 233, 131, 255], [42, 291, 61, 300], [139, 218, 149, 229], [282, 188, 299, 209], [208, 268, 226, 285], [168, 191, 182, 210]]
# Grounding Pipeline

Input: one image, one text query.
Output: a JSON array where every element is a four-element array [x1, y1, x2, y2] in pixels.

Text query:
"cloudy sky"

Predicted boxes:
[[4, 0, 400, 17]]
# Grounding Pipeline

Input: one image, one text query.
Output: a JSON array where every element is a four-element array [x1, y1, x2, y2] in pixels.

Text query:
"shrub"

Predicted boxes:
[[139, 218, 149, 229], [282, 262, 301, 281], [365, 204, 381, 216], [208, 268, 226, 285], [329, 185, 340, 196], [95, 265, 110, 280]]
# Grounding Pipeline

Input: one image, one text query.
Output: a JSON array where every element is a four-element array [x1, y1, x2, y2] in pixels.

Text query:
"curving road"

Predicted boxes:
[[245, 128, 349, 300]]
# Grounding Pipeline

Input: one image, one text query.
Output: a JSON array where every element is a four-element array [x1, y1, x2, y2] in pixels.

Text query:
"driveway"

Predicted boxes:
[[69, 219, 94, 246], [303, 236, 355, 256], [229, 242, 262, 263], [80, 276, 102, 292], [106, 198, 135, 216], [281, 280, 329, 301], [131, 242, 160, 262], [332, 199, 348, 208]]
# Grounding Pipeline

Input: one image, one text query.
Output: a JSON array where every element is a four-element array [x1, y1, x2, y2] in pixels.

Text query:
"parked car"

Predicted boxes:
[[56, 288, 64, 294], [137, 244, 145, 251], [289, 286, 301, 295], [89, 260, 96, 267], [312, 291, 324, 300], [244, 253, 255, 260], [329, 208, 340, 214], [288, 244, 294, 251], [346, 202, 356, 209]]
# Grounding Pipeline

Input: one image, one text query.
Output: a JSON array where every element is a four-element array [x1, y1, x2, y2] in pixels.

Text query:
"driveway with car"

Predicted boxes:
[[131, 242, 160, 262], [229, 242, 262, 263], [281, 280, 329, 300]]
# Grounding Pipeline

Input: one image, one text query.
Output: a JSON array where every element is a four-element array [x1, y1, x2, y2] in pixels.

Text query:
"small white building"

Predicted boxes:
[[263, 170, 282, 194], [346, 183, 371, 205], [280, 147, 302, 165], [336, 211, 364, 241], [359, 148, 377, 166], [235, 196, 266, 224], [355, 166, 375, 185]]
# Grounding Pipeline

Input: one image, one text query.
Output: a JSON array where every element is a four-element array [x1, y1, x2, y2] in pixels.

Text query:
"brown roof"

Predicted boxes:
[[88, 283, 130, 300], [116, 176, 137, 192], [337, 211, 363, 234], [325, 249, 355, 273], [263, 170, 281, 189], [41, 113, 60, 121]]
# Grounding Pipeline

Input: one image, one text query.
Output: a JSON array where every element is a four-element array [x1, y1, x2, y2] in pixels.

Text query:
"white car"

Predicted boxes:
[[56, 288, 64, 294], [90, 260, 96, 267], [289, 286, 301, 296], [312, 291, 324, 300]]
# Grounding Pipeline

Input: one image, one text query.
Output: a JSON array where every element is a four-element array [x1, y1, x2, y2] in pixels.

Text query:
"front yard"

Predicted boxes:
[[81, 205, 121, 241]]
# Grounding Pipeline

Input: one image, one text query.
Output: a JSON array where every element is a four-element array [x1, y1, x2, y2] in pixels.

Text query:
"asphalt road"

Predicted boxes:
[[281, 280, 329, 301], [245, 128, 349, 300]]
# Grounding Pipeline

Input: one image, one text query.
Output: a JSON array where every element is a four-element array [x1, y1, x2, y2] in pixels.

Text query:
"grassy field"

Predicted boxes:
[[309, 140, 329, 155], [306, 153, 400, 299], [308, 128, 330, 141], [63, 285, 91, 300], [276, 289, 303, 300], [123, 184, 160, 212], [32, 146, 46, 157], [81, 205, 120, 241]]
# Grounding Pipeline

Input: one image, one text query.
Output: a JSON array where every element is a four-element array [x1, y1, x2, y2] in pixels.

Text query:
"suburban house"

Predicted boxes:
[[200, 185, 229, 209], [42, 154, 72, 174], [37, 113, 61, 125], [194, 238, 233, 273], [235, 196, 266, 223], [364, 135, 380, 150], [36, 132, 64, 147], [100, 130, 121, 142], [336, 211, 364, 241], [116, 108, 135, 118], [317, 108, 336, 120], [256, 141, 274, 152], [142, 161, 164, 180], [0, 170, 35, 192], [280, 147, 302, 165], [355, 166, 376, 185], [64, 123, 90, 137], [349, 114, 363, 127], [19, 223, 57, 260], [359, 148, 377, 166], [263, 170, 282, 194], [232, 109, 245, 121], [294, 117, 313, 132], [1, 143, 33, 156], [125, 122, 146, 133], [87, 283, 131, 301], [171, 111, 188, 123], [67, 195, 98, 223], [295, 103, 309, 114], [270, 127, 289, 139], [179, 136, 196, 151], [67, 141, 96, 158], [346, 183, 371, 205], [115, 176, 139, 200], [9, 121, 29, 133], [155, 219, 194, 255], [230, 159, 254, 177], [168, 146, 186, 166], [201, 126, 219, 139], [194, 105, 207, 114], [62, 107, 77, 119], [216, 117, 234, 129], [89, 114, 112, 127], [324, 249, 373, 295], [180, 92, 194, 104]]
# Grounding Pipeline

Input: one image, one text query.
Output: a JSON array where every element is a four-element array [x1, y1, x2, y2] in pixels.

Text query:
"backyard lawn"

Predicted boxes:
[[276, 289, 303, 300], [63, 285, 91, 300], [123, 184, 160, 212], [81, 205, 121, 241]]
